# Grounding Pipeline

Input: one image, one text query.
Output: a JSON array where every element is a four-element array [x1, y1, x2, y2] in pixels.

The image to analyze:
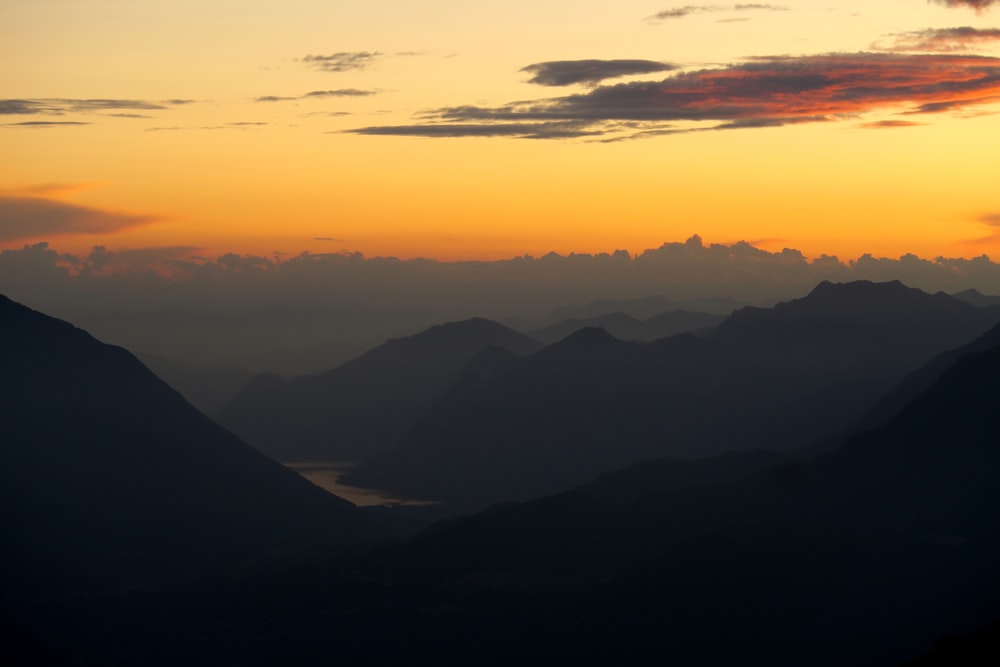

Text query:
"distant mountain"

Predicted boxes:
[[527, 309, 724, 345], [0, 295, 368, 602], [344, 280, 1000, 512], [136, 352, 254, 415], [216, 318, 543, 462], [548, 294, 749, 320], [951, 287, 1000, 308]]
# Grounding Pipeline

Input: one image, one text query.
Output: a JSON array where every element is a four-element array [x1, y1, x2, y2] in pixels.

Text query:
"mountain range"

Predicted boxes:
[[526, 308, 725, 345], [343, 280, 1000, 511], [4, 284, 1000, 666]]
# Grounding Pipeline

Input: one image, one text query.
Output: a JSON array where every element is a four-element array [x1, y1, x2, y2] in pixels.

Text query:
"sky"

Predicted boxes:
[[4, 0, 1000, 266]]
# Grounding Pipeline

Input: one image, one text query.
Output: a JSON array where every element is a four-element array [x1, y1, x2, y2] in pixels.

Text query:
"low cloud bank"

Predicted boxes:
[[3, 236, 999, 373]]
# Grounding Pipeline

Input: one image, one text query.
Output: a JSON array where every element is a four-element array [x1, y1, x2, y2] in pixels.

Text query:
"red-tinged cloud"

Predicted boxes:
[[0, 195, 158, 241], [931, 0, 999, 11], [349, 52, 1000, 139], [875, 27, 1000, 52]]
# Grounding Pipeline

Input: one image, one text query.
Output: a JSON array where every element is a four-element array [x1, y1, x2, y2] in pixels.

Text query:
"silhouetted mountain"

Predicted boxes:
[[68, 335, 1000, 666], [0, 294, 369, 604], [527, 308, 724, 345], [344, 280, 1000, 512], [136, 352, 254, 414], [951, 287, 1000, 308], [216, 317, 543, 462]]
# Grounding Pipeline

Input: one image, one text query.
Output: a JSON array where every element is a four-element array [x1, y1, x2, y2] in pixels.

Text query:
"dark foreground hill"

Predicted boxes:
[[217, 317, 542, 462], [0, 294, 373, 607], [37, 326, 1000, 666], [345, 280, 1000, 511]]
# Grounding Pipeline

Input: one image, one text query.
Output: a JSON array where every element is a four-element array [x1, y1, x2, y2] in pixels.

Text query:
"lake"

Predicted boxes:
[[284, 460, 439, 507]]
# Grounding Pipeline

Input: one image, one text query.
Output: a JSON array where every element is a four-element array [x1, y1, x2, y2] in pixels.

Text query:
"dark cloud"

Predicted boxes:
[[351, 53, 1000, 140], [931, 0, 999, 11], [521, 60, 677, 86], [875, 27, 1000, 52], [649, 4, 788, 20], [0, 196, 157, 241], [0, 98, 190, 116], [4, 121, 91, 127], [301, 52, 380, 72], [313, 237, 345, 242]]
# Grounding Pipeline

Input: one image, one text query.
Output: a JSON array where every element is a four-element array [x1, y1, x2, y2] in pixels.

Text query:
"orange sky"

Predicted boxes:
[[3, 0, 1000, 264]]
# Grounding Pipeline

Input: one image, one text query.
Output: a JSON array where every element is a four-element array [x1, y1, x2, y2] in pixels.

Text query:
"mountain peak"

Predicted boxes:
[[561, 325, 620, 344], [807, 279, 908, 298]]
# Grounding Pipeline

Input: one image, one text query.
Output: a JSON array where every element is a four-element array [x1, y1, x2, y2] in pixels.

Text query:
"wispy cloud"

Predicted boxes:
[[349, 53, 1000, 140], [0, 195, 158, 241], [0, 98, 192, 117], [859, 119, 923, 129], [3, 121, 91, 128], [648, 4, 788, 20], [521, 60, 678, 86], [969, 212, 1000, 244], [145, 122, 269, 132], [301, 52, 380, 72], [875, 27, 1000, 52], [255, 89, 378, 102], [347, 121, 600, 139]]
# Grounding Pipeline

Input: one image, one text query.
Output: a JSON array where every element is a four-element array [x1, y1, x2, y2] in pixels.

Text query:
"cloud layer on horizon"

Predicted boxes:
[[5, 235, 1000, 373]]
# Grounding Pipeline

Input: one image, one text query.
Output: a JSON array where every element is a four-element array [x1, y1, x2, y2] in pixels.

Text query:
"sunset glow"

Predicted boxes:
[[4, 0, 1000, 263]]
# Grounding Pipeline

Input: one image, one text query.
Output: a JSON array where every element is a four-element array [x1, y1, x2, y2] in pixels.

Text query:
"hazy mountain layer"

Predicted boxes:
[[344, 280, 1000, 511], [217, 317, 542, 462]]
